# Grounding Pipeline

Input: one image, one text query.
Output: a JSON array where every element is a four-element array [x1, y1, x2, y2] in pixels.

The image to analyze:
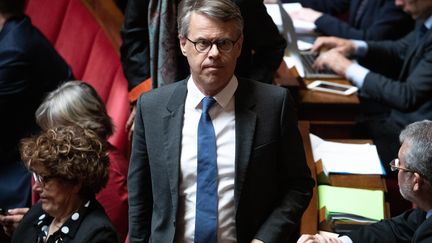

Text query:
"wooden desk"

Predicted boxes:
[[299, 79, 360, 139], [323, 139, 387, 192], [298, 121, 387, 234], [299, 121, 319, 234]]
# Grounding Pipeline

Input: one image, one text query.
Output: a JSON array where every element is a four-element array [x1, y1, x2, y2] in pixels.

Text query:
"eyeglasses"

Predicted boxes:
[[32, 172, 55, 185], [389, 158, 419, 174], [389, 158, 429, 180], [389, 158, 413, 173], [185, 36, 240, 53]]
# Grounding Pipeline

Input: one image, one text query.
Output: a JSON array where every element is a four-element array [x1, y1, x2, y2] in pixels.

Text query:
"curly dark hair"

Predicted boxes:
[[20, 126, 110, 198]]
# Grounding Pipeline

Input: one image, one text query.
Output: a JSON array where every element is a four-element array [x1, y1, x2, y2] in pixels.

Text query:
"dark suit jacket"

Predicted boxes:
[[283, 0, 414, 40], [0, 15, 72, 209], [346, 208, 432, 242], [360, 23, 432, 128], [120, 0, 286, 88], [128, 78, 314, 243], [0, 16, 72, 164], [11, 199, 119, 243]]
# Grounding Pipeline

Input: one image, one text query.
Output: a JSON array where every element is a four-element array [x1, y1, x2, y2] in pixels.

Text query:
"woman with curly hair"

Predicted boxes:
[[11, 126, 119, 243], [0, 81, 129, 242]]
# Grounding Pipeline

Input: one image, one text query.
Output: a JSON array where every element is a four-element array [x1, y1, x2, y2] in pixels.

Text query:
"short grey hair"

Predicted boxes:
[[36, 81, 113, 139], [177, 0, 243, 38], [400, 120, 432, 184]]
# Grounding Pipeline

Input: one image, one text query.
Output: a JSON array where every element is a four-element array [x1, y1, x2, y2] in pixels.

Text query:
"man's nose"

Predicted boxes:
[[207, 43, 221, 56]]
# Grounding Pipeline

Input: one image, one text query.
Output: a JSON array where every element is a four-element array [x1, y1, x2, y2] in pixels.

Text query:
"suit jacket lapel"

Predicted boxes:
[[234, 80, 256, 208], [350, 0, 363, 26], [162, 80, 188, 210], [400, 25, 431, 79]]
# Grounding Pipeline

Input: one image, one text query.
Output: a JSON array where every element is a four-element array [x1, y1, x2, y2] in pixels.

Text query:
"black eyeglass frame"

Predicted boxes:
[[184, 36, 241, 53]]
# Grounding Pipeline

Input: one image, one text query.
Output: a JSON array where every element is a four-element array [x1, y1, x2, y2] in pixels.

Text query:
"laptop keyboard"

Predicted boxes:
[[300, 53, 336, 75]]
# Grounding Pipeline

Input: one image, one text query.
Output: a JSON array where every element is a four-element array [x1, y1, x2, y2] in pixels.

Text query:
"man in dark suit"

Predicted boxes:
[[0, 0, 72, 223], [127, 0, 314, 242], [281, 0, 414, 41], [298, 120, 432, 243], [121, 0, 286, 89], [311, 0, 432, 173], [120, 0, 287, 139]]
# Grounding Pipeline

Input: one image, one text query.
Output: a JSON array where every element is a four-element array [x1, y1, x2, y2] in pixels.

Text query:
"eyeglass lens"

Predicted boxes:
[[196, 39, 233, 52]]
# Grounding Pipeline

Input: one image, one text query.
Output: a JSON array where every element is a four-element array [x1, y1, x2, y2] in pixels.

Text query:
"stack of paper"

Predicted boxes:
[[310, 134, 385, 175], [318, 185, 385, 233]]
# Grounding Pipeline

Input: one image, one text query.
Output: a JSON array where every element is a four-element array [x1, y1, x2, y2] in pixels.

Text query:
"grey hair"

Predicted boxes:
[[35, 81, 114, 139], [400, 120, 432, 184], [177, 0, 243, 38]]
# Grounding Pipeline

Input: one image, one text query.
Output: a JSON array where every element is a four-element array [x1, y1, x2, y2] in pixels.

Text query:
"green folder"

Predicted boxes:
[[318, 185, 385, 221]]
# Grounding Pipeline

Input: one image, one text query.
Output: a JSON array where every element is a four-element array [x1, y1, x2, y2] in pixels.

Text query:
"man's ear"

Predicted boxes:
[[412, 173, 423, 192], [179, 36, 187, 56]]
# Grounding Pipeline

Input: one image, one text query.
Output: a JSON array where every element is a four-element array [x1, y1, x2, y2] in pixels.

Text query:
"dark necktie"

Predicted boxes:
[[195, 96, 218, 243], [416, 24, 428, 44], [354, 0, 368, 26]]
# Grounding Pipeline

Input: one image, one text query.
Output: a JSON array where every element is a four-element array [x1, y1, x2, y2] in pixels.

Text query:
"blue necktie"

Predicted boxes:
[[195, 97, 218, 243]]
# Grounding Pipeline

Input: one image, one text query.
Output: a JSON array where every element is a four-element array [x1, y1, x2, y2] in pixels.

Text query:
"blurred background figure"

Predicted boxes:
[[0, 81, 129, 242], [11, 126, 119, 242], [310, 0, 432, 216], [0, 0, 72, 240], [278, 0, 414, 41], [311, 0, 432, 173]]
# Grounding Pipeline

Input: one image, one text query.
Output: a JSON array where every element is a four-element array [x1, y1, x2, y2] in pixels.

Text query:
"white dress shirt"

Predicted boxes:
[[176, 76, 238, 243]]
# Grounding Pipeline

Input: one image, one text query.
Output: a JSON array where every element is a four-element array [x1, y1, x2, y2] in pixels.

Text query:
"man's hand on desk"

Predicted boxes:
[[289, 8, 323, 23], [313, 49, 352, 76], [311, 37, 355, 57], [297, 234, 342, 243]]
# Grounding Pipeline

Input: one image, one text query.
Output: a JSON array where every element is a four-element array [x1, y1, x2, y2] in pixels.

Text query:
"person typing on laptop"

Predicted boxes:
[[311, 0, 432, 178], [280, 0, 414, 41]]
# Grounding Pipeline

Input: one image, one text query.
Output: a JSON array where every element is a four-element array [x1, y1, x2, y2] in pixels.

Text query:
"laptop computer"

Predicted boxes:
[[277, 2, 342, 79]]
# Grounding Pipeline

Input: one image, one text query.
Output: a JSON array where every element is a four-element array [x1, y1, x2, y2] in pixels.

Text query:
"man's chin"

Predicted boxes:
[[201, 72, 223, 82], [204, 68, 224, 76]]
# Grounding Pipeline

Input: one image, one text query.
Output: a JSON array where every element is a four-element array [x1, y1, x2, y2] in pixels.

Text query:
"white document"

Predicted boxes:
[[264, 3, 317, 35], [309, 134, 385, 175]]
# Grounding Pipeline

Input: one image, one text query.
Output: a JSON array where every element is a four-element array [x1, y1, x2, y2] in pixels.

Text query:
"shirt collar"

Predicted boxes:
[[426, 209, 432, 219], [423, 16, 432, 29], [187, 76, 238, 110]]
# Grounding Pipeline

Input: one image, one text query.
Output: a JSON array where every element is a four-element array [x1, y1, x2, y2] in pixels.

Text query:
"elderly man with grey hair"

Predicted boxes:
[[298, 120, 432, 243], [127, 0, 313, 242]]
